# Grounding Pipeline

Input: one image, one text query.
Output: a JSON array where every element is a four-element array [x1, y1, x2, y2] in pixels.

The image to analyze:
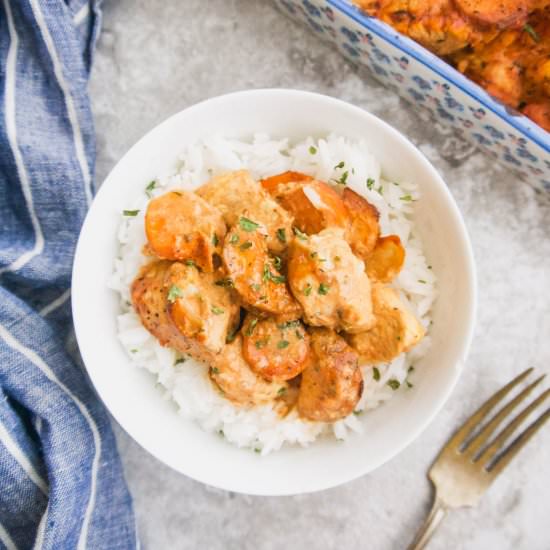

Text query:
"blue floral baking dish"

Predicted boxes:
[[274, 0, 550, 196]]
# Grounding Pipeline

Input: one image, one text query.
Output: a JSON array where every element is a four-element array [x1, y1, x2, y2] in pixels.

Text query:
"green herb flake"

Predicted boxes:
[[218, 429, 224, 437], [295, 329, 304, 340], [337, 170, 349, 185], [377, 185, 383, 195], [174, 357, 186, 365], [406, 381, 414, 388], [318, 283, 330, 295], [239, 216, 260, 232], [277, 387, 287, 396], [212, 233, 219, 246], [246, 318, 259, 336], [387, 379, 401, 390], [276, 228, 287, 243], [255, 339, 267, 349], [226, 328, 238, 343], [254, 448, 261, 454], [309, 146, 317, 155], [334, 161, 345, 169], [229, 233, 240, 245], [353, 410, 363, 416], [211, 367, 220, 375], [366, 177, 375, 190], [524, 23, 540, 43], [372, 367, 381, 381], [215, 278, 234, 288], [293, 227, 308, 240], [277, 340, 290, 349], [145, 180, 156, 197], [277, 320, 300, 330], [123, 209, 140, 217], [408, 366, 415, 373], [240, 241, 253, 250], [400, 194, 413, 202], [167, 285, 183, 303], [427, 265, 432, 270], [303, 284, 312, 296], [211, 306, 225, 315], [130, 349, 138, 354], [184, 259, 196, 267], [250, 283, 262, 292], [273, 255, 282, 271], [418, 279, 427, 284]]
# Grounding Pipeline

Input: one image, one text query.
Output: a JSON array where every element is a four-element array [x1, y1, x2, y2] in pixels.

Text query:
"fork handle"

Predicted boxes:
[[407, 496, 448, 550]]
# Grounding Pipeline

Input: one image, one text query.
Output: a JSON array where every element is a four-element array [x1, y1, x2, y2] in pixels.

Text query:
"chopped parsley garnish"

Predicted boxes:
[[318, 283, 330, 295], [212, 233, 219, 246], [408, 366, 415, 373], [174, 357, 186, 365], [123, 209, 139, 216], [310, 252, 318, 259], [277, 387, 287, 396], [418, 279, 427, 284], [524, 24, 540, 43], [334, 161, 345, 169], [262, 264, 286, 284], [184, 259, 196, 267], [250, 283, 262, 291], [427, 265, 432, 270], [309, 146, 317, 155], [229, 234, 239, 244], [377, 185, 383, 195], [226, 328, 238, 343], [293, 227, 308, 240], [353, 410, 363, 416], [215, 278, 234, 287], [295, 329, 304, 340], [130, 349, 138, 353], [255, 339, 268, 349], [400, 194, 413, 202], [239, 216, 260, 232], [387, 379, 401, 390], [337, 171, 349, 185], [270, 274, 286, 284], [406, 381, 414, 388], [145, 180, 156, 197], [246, 318, 259, 336], [277, 320, 300, 330], [211, 367, 220, 374], [366, 177, 375, 190], [372, 367, 381, 381], [276, 228, 286, 243], [277, 340, 290, 349], [211, 306, 225, 315], [273, 255, 282, 271], [334, 255, 341, 262], [254, 448, 261, 453], [240, 241, 253, 250], [167, 285, 183, 303], [303, 284, 312, 296]]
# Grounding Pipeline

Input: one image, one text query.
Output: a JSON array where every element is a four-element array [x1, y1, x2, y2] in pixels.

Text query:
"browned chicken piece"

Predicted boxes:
[[165, 262, 240, 353], [298, 329, 363, 422], [222, 221, 301, 317], [241, 315, 311, 381], [347, 284, 425, 364], [287, 227, 375, 333], [209, 335, 287, 407], [365, 235, 406, 283], [356, 0, 496, 55], [145, 190, 226, 272], [261, 172, 348, 235], [454, 0, 531, 27], [131, 261, 215, 363], [523, 102, 550, 132], [196, 170, 293, 253], [342, 188, 380, 260]]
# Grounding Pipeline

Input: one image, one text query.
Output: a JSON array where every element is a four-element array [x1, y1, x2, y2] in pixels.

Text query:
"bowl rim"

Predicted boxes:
[[330, 0, 550, 152], [72, 88, 477, 495]]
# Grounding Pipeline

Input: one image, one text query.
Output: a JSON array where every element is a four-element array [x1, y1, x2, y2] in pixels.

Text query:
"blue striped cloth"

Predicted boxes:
[[0, 1, 137, 548]]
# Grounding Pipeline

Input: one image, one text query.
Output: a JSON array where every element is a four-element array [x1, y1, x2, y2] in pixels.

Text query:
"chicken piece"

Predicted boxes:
[[241, 316, 311, 381], [365, 235, 406, 283], [298, 329, 363, 422], [262, 173, 348, 235], [342, 188, 380, 260], [165, 262, 240, 353], [356, 0, 495, 55], [347, 285, 425, 364], [145, 190, 226, 272], [222, 221, 301, 317], [131, 261, 214, 363], [287, 227, 374, 333], [196, 170, 293, 253], [454, 0, 531, 28], [523, 102, 550, 132], [260, 170, 313, 194], [209, 335, 287, 407]]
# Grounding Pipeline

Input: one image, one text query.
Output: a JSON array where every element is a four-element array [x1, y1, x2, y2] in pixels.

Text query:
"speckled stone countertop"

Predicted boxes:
[[90, 1, 550, 548]]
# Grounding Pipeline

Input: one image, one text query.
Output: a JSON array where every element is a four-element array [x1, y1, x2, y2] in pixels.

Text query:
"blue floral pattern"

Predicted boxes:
[[273, 0, 550, 195]]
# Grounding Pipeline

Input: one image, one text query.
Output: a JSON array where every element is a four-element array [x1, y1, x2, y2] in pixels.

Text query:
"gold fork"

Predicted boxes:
[[409, 368, 550, 550]]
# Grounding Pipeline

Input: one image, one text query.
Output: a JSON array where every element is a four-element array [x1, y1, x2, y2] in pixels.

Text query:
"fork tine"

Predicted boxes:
[[464, 375, 546, 458], [444, 368, 533, 451], [478, 388, 550, 466], [486, 406, 550, 478]]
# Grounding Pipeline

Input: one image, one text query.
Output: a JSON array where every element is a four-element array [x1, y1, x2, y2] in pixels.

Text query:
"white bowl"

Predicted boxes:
[[72, 89, 476, 496]]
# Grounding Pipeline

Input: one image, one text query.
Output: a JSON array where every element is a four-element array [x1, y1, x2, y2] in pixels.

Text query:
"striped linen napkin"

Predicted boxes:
[[0, 1, 137, 548]]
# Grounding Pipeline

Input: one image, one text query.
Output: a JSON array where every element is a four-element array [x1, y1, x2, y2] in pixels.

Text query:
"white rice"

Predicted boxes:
[[109, 134, 437, 455]]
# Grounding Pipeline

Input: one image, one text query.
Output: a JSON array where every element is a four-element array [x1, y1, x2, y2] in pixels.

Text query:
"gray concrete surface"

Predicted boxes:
[[90, 1, 550, 548]]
